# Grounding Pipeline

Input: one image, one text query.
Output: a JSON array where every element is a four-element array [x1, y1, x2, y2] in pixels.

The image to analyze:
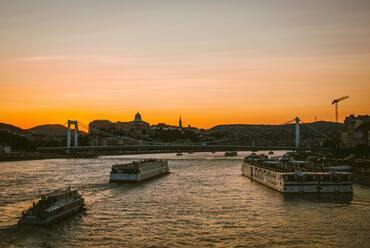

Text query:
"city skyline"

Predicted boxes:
[[0, 2, 369, 246], [1, 0, 369, 128]]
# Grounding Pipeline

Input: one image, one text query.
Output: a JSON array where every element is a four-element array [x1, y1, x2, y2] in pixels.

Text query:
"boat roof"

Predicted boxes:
[[41, 188, 76, 198], [280, 171, 352, 175], [112, 159, 160, 169], [251, 163, 352, 175], [289, 160, 312, 164]]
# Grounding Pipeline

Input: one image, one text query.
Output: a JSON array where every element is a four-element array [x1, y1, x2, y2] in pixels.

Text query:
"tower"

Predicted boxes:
[[67, 120, 79, 148], [295, 117, 300, 148], [179, 116, 183, 130]]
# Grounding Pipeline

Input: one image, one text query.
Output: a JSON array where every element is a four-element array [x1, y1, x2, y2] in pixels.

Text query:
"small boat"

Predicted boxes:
[[225, 151, 238, 157], [110, 159, 169, 182], [18, 187, 84, 225]]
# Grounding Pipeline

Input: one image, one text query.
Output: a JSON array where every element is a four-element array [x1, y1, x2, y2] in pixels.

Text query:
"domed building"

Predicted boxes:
[[130, 112, 150, 137], [134, 112, 142, 122], [88, 112, 150, 145]]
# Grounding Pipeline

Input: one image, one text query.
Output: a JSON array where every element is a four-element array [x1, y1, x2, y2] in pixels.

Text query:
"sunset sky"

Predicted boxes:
[[0, 0, 369, 129]]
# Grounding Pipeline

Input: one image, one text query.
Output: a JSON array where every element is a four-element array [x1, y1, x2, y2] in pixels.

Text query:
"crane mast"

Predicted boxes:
[[332, 96, 349, 122]]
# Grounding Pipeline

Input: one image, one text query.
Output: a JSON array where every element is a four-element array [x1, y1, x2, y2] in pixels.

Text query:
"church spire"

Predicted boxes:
[[179, 115, 183, 130]]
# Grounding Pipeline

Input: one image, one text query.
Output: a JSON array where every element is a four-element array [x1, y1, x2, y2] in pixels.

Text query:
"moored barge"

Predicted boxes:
[[110, 159, 169, 182], [242, 154, 353, 194], [18, 187, 84, 225], [225, 151, 238, 157]]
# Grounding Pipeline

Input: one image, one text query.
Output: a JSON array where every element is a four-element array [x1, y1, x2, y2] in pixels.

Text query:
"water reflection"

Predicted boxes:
[[0, 152, 369, 247], [283, 193, 353, 204]]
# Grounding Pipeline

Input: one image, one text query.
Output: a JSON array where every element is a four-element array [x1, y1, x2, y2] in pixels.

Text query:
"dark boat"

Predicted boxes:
[[19, 187, 84, 225], [225, 151, 238, 157]]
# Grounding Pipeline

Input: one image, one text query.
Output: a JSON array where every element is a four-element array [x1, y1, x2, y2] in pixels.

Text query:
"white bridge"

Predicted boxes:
[[66, 120, 79, 148], [53, 117, 336, 154]]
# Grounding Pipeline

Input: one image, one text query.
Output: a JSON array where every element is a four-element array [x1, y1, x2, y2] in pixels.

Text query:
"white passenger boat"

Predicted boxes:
[[18, 187, 84, 225], [242, 154, 353, 194], [110, 159, 169, 182]]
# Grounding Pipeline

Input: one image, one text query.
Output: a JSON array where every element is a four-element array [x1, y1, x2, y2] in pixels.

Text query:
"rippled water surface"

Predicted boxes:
[[0, 152, 370, 247]]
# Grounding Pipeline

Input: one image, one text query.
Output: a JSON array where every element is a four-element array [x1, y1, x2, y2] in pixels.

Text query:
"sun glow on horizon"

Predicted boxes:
[[0, 1, 369, 129]]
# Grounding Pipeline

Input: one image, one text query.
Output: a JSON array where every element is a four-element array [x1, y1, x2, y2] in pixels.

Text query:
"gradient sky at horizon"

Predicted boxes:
[[0, 0, 369, 128]]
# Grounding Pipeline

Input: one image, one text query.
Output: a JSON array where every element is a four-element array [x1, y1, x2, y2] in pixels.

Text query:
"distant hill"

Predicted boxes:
[[206, 121, 343, 147], [0, 122, 87, 150], [0, 120, 344, 150], [0, 123, 28, 149], [0, 122, 26, 134], [29, 124, 87, 137], [209, 121, 343, 133]]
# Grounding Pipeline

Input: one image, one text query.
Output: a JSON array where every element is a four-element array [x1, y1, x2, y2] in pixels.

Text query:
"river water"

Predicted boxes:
[[0, 152, 369, 247]]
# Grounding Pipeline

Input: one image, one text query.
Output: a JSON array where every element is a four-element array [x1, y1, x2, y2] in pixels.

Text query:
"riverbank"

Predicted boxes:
[[0, 152, 97, 162]]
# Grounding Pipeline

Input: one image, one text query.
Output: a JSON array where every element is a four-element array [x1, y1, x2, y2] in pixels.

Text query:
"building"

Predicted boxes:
[[89, 120, 112, 133], [151, 123, 179, 132], [341, 115, 370, 148], [88, 120, 112, 146], [0, 145, 11, 154], [113, 113, 150, 137], [114, 121, 131, 135], [129, 113, 150, 137], [185, 124, 201, 135], [151, 115, 185, 133], [89, 113, 150, 146]]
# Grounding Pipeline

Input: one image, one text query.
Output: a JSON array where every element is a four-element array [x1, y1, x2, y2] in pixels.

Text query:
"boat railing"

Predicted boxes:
[[248, 158, 342, 173]]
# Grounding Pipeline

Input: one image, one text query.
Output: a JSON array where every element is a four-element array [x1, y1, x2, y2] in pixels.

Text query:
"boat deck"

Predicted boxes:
[[244, 161, 351, 175], [112, 159, 161, 170]]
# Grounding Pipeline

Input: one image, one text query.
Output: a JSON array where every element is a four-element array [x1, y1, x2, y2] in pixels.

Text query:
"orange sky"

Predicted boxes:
[[0, 1, 369, 129]]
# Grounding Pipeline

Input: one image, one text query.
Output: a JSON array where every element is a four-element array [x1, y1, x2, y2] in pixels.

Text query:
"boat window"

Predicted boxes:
[[288, 175, 295, 181]]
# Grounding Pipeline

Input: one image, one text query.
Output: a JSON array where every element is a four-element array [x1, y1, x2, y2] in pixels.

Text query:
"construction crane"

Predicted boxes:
[[332, 96, 349, 122]]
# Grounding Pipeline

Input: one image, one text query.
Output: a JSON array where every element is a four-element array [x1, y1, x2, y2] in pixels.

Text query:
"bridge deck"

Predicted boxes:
[[38, 145, 333, 153]]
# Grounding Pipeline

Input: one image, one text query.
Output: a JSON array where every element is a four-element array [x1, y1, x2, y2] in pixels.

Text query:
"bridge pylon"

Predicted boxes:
[[295, 117, 300, 148], [67, 120, 79, 148]]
